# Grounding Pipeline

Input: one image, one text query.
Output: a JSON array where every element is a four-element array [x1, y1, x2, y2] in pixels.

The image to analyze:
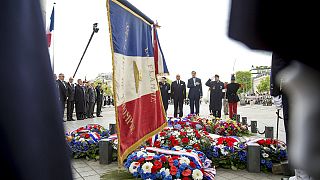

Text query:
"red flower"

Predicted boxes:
[[160, 156, 167, 162], [182, 169, 191, 176], [171, 139, 179, 146], [168, 158, 174, 166], [180, 131, 187, 136], [170, 166, 178, 175], [172, 156, 179, 160], [189, 161, 196, 168], [154, 160, 162, 169], [193, 143, 201, 150], [266, 139, 272, 145], [203, 131, 209, 135], [181, 137, 189, 144], [195, 132, 201, 139], [84, 134, 90, 139], [186, 149, 192, 153], [154, 141, 161, 148], [182, 177, 190, 180], [151, 166, 158, 173], [138, 157, 145, 164], [227, 141, 234, 147], [257, 139, 265, 145], [169, 135, 175, 140], [160, 132, 166, 136]]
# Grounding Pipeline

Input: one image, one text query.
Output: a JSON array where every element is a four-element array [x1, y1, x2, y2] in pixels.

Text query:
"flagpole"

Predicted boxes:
[[52, 2, 56, 73]]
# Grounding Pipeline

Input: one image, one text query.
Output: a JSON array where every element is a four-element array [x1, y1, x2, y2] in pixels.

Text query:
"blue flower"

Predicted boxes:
[[173, 159, 179, 166], [261, 159, 266, 165], [179, 163, 187, 171], [174, 124, 182, 130], [164, 175, 172, 180], [195, 124, 203, 130], [176, 171, 181, 178], [133, 172, 139, 177], [266, 160, 273, 169], [154, 155, 160, 160]]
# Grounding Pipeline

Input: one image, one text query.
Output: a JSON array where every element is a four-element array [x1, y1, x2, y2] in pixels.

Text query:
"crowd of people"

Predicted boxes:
[[159, 71, 241, 119], [54, 73, 113, 121]]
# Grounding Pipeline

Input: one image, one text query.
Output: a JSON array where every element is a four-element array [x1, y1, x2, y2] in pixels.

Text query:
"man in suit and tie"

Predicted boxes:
[[66, 77, 76, 121], [56, 73, 67, 120], [171, 74, 186, 118], [187, 71, 203, 115]]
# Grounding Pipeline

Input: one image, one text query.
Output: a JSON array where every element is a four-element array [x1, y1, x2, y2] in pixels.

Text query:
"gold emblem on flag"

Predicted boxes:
[[133, 61, 142, 93]]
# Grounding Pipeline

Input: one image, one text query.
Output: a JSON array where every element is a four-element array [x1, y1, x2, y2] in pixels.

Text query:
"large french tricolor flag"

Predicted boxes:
[[107, 0, 167, 163], [47, 6, 54, 47]]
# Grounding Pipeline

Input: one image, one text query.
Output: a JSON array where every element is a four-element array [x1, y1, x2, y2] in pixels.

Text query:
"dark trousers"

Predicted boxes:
[[66, 100, 74, 120], [162, 98, 168, 113], [173, 98, 184, 118], [87, 102, 95, 117], [96, 99, 102, 116], [60, 100, 66, 118], [189, 97, 200, 115]]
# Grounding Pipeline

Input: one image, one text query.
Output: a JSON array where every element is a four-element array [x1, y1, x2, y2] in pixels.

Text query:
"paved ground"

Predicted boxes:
[[64, 104, 287, 180]]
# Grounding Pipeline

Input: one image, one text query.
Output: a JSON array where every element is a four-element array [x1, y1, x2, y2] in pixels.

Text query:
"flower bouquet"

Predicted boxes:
[[207, 137, 247, 170], [256, 139, 287, 172], [146, 118, 213, 152], [124, 147, 216, 180], [209, 119, 250, 137], [66, 124, 109, 159]]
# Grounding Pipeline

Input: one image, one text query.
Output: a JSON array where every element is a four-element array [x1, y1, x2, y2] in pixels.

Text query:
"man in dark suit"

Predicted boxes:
[[96, 82, 103, 117], [74, 79, 86, 120], [206, 74, 224, 118], [159, 77, 171, 114], [187, 71, 203, 115], [56, 73, 67, 120], [86, 83, 96, 118], [171, 74, 186, 118], [66, 77, 75, 121]]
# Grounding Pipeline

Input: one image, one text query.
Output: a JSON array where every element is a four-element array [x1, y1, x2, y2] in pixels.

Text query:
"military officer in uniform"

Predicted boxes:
[[159, 77, 170, 113], [226, 74, 241, 119], [206, 74, 224, 118]]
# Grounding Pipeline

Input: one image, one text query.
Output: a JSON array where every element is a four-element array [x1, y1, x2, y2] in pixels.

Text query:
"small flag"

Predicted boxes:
[[47, 6, 55, 47], [153, 26, 169, 75]]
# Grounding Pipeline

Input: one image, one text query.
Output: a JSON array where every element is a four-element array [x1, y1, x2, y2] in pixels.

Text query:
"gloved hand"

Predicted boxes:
[[273, 95, 282, 109]]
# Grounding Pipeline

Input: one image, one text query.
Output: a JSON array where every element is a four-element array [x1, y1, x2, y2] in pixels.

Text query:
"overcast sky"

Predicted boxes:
[[46, 0, 271, 94]]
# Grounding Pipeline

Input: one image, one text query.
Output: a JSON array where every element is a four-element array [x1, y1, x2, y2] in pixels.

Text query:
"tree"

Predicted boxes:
[[257, 76, 270, 93], [235, 71, 252, 93]]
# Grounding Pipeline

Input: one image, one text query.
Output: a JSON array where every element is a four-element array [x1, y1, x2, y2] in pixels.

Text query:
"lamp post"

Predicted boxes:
[[73, 23, 99, 78]]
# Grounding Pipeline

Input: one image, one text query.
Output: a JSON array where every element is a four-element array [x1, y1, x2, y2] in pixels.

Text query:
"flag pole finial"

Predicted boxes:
[[154, 21, 161, 28]]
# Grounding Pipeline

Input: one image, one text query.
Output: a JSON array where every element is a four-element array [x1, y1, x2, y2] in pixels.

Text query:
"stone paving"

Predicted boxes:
[[64, 104, 287, 180]]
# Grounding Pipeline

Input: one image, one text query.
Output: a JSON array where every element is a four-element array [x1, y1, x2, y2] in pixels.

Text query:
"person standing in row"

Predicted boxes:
[[159, 77, 171, 114], [222, 82, 229, 116], [226, 74, 241, 119], [56, 73, 67, 120], [74, 79, 86, 120], [206, 74, 224, 118], [66, 77, 75, 121], [96, 82, 103, 117], [171, 74, 186, 118], [187, 71, 203, 115], [86, 83, 96, 118]]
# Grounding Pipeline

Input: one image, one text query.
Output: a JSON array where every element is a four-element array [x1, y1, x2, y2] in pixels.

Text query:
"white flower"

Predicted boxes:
[[270, 144, 276, 150], [263, 147, 271, 151], [262, 153, 269, 158], [79, 138, 85, 142], [192, 169, 203, 180], [129, 162, 140, 174], [142, 162, 153, 173], [221, 148, 229, 156], [161, 140, 165, 144], [179, 157, 190, 165], [160, 168, 170, 177]]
